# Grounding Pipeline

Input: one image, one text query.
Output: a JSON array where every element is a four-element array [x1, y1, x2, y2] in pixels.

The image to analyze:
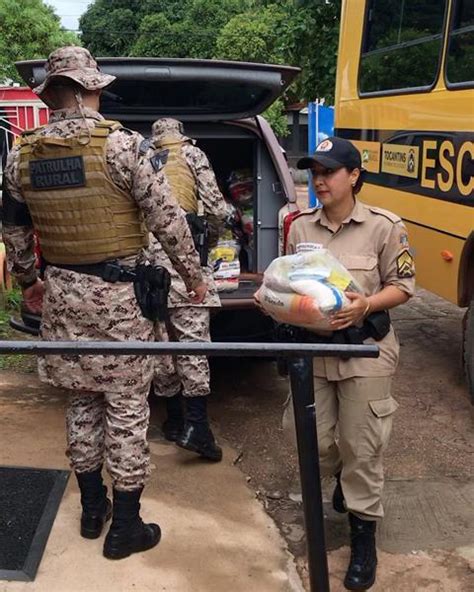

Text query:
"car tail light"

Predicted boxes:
[[278, 205, 300, 256]]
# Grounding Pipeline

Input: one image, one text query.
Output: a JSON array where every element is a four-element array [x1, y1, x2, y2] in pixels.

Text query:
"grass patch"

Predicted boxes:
[[0, 286, 36, 372]]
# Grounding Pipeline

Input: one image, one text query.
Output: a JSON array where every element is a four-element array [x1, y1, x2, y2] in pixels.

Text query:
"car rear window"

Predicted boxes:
[[101, 79, 269, 117]]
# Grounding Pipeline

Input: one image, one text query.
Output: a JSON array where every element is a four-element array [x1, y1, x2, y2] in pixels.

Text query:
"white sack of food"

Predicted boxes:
[[256, 249, 361, 331]]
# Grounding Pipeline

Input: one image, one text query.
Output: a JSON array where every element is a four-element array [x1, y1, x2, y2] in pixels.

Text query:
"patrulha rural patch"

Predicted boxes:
[[29, 156, 86, 190]]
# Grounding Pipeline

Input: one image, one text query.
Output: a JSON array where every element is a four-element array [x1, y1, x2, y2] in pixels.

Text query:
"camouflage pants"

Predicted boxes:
[[66, 384, 150, 491], [153, 307, 210, 398]]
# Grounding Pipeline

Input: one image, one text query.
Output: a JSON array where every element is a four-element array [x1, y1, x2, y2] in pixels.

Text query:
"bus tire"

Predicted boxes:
[[463, 300, 474, 405]]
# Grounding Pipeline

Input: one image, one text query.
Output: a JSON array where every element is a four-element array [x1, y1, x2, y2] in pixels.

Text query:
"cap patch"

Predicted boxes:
[[316, 139, 333, 152]]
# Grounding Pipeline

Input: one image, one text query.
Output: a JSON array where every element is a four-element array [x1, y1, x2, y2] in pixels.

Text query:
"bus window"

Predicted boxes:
[[446, 0, 474, 85], [359, 0, 447, 94]]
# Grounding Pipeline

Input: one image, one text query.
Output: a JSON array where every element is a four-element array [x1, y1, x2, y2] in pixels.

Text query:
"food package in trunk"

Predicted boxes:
[[240, 206, 254, 237], [210, 239, 241, 292], [227, 169, 253, 206], [255, 249, 362, 331]]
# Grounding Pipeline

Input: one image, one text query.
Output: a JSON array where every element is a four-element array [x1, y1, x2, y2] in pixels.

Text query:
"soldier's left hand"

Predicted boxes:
[[189, 281, 208, 304], [22, 279, 44, 314], [329, 292, 370, 330]]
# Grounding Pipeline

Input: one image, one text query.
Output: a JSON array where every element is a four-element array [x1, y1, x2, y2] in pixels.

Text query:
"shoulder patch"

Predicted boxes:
[[138, 137, 153, 155], [150, 149, 169, 172], [367, 206, 401, 224]]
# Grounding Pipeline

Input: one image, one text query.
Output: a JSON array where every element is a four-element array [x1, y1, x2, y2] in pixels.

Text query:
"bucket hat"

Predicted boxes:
[[33, 46, 115, 97]]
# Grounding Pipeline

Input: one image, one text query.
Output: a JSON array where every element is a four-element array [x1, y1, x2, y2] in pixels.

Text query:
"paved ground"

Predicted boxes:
[[0, 370, 303, 592]]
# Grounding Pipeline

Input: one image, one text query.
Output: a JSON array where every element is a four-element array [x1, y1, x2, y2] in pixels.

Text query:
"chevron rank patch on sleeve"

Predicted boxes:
[[396, 249, 415, 278]]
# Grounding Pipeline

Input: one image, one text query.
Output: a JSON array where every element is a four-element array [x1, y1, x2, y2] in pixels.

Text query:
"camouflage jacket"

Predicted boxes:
[[2, 107, 204, 392], [146, 141, 228, 308]]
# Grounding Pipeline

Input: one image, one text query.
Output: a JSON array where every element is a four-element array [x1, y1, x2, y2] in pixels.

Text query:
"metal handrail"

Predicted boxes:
[[0, 338, 379, 592]]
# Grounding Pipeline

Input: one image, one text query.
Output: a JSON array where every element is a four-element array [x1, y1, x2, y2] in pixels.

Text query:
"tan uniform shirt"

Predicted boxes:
[[287, 200, 415, 380]]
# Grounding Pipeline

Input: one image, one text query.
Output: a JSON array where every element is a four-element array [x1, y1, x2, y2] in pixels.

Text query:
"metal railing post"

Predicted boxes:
[[288, 355, 329, 592]]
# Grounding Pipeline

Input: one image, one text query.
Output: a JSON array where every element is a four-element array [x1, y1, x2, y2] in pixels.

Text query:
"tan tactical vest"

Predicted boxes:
[[18, 120, 148, 265], [155, 137, 198, 214]]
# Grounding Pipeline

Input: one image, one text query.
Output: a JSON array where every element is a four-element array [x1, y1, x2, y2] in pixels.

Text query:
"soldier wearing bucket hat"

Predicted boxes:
[[146, 118, 229, 462], [2, 46, 207, 560], [32, 46, 116, 99], [284, 136, 416, 590]]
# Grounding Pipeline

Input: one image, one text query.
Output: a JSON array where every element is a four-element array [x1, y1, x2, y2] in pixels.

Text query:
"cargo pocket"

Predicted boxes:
[[368, 397, 399, 454]]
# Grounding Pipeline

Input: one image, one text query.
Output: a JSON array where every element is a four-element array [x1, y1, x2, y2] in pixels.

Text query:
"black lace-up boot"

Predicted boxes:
[[176, 396, 222, 462], [76, 467, 112, 539], [332, 471, 347, 514], [103, 488, 161, 560], [161, 393, 184, 442], [344, 513, 377, 590]]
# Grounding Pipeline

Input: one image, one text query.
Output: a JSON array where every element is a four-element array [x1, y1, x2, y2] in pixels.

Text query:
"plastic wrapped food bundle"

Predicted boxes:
[[255, 250, 362, 331], [210, 234, 241, 292], [227, 169, 253, 206]]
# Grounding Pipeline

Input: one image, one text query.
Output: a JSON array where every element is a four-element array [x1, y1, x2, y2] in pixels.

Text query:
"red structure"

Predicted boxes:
[[0, 86, 49, 159]]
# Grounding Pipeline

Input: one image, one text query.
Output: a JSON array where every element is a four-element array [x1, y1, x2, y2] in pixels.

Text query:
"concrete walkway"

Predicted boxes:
[[0, 371, 303, 592]]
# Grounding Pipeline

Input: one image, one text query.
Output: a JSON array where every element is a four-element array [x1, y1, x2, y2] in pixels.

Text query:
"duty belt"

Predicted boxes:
[[276, 311, 391, 346], [45, 261, 136, 283]]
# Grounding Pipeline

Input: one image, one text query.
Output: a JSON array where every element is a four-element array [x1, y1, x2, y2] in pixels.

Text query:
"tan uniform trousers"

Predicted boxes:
[[284, 376, 398, 520]]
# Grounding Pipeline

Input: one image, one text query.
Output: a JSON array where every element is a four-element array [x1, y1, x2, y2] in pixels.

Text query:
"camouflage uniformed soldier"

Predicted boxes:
[[287, 137, 415, 591], [145, 118, 229, 462], [2, 47, 207, 560]]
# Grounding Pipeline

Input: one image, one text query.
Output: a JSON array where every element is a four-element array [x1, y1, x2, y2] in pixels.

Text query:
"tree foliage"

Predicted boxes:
[[0, 0, 79, 84], [214, 5, 290, 135]]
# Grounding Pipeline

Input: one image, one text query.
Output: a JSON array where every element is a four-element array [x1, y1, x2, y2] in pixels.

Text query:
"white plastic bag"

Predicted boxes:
[[256, 250, 361, 331]]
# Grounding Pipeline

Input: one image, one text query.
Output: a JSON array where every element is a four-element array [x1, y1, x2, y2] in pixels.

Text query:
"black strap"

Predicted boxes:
[[1, 189, 33, 227], [45, 261, 136, 283]]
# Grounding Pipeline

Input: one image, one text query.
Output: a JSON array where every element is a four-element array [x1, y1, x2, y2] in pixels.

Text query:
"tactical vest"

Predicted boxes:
[[155, 137, 198, 214], [18, 120, 148, 265]]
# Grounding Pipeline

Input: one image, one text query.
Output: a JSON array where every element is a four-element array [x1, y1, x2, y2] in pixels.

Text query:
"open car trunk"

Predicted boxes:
[[186, 121, 289, 308]]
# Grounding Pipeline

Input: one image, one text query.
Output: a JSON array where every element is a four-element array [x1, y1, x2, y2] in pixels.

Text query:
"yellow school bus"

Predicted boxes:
[[335, 0, 474, 401]]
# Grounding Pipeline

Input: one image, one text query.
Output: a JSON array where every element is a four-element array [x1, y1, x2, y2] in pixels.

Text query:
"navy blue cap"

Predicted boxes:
[[297, 136, 362, 170]]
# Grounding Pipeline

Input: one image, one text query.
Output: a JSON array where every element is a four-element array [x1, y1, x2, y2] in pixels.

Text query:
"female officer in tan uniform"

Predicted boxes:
[[287, 137, 415, 591]]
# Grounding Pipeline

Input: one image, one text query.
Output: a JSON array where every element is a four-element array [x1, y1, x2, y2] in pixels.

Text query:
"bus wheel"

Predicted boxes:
[[463, 300, 474, 405]]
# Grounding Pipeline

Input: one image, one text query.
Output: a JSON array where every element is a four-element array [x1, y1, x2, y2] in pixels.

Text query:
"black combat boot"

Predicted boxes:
[[76, 467, 112, 539], [176, 397, 222, 462], [344, 513, 377, 591], [103, 488, 161, 560], [161, 393, 184, 442], [333, 471, 347, 514]]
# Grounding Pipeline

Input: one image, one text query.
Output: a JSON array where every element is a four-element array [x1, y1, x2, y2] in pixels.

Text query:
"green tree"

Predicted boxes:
[[79, 0, 142, 56], [0, 0, 78, 84], [214, 5, 290, 135], [281, 0, 341, 104], [81, 0, 252, 59]]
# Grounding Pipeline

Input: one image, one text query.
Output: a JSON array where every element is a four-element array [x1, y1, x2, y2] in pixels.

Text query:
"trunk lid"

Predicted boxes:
[[15, 57, 300, 122]]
